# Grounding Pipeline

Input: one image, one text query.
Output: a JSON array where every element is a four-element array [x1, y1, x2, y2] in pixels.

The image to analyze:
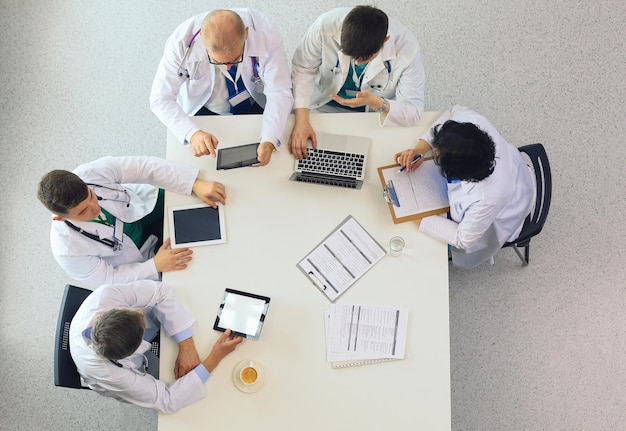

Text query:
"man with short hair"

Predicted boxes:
[[37, 156, 225, 288], [150, 8, 293, 164], [70, 279, 242, 413], [290, 5, 426, 158]]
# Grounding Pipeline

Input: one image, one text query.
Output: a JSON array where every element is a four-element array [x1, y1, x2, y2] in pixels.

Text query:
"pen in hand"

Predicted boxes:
[[397, 154, 423, 173]]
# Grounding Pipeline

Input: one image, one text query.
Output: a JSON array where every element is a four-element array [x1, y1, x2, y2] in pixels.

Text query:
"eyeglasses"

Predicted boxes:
[[207, 42, 245, 66]]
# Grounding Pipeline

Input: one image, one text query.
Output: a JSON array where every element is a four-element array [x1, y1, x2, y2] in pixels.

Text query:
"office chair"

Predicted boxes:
[[54, 284, 93, 389], [502, 143, 552, 265], [54, 284, 161, 388]]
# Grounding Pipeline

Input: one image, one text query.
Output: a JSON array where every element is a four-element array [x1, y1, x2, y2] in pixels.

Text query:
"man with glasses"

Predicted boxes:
[[70, 279, 242, 413], [289, 6, 425, 159], [37, 156, 226, 288], [150, 8, 293, 165]]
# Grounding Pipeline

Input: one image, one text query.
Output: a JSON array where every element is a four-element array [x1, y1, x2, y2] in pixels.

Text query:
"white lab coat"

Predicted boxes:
[[50, 156, 198, 288], [291, 7, 425, 127], [69, 280, 207, 414], [419, 106, 536, 268], [150, 8, 293, 147]]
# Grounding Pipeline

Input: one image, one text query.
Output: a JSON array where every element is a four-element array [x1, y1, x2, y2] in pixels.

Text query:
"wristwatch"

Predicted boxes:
[[373, 98, 387, 113]]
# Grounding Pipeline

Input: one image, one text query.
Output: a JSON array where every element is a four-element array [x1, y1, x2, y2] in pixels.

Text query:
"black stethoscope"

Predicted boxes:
[[177, 29, 261, 83], [331, 58, 392, 90], [64, 184, 131, 251], [110, 355, 149, 376]]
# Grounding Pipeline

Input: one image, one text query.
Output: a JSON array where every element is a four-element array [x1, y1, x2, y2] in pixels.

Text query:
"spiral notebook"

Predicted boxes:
[[325, 303, 409, 368]]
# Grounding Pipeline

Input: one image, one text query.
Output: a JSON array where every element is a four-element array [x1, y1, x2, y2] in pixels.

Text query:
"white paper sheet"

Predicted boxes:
[[325, 303, 409, 362], [297, 216, 386, 301]]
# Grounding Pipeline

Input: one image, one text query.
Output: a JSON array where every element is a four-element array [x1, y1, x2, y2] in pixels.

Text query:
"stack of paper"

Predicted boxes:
[[325, 303, 409, 368]]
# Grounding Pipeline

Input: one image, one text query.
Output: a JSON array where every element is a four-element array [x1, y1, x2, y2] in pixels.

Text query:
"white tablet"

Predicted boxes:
[[213, 289, 271, 341], [167, 203, 226, 248]]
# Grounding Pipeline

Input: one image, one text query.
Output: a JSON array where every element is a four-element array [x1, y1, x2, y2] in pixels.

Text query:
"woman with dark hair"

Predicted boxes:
[[395, 105, 536, 268]]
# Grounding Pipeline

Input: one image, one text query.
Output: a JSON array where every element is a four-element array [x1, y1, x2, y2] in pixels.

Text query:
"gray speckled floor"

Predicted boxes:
[[1, 1, 624, 430]]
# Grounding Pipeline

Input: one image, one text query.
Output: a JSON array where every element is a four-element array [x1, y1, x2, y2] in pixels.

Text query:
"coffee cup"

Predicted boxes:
[[239, 363, 259, 386]]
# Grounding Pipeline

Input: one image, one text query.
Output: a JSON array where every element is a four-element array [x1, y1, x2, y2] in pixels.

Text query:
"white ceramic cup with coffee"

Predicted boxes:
[[239, 362, 259, 386]]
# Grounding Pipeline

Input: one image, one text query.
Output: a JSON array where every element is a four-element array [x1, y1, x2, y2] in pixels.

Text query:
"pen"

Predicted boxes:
[[397, 154, 423, 173]]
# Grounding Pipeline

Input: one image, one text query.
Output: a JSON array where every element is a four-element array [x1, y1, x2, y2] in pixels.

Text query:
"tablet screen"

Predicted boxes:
[[168, 203, 226, 248], [213, 289, 271, 340], [217, 143, 260, 170]]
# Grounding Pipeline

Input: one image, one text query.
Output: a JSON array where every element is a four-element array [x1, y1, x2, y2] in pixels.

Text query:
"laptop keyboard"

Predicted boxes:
[[297, 149, 365, 178], [294, 174, 358, 189]]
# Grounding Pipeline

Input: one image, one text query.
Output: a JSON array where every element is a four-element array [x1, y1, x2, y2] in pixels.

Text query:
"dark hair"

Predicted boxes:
[[92, 308, 145, 360], [37, 170, 89, 215], [340, 6, 389, 61], [431, 120, 496, 182]]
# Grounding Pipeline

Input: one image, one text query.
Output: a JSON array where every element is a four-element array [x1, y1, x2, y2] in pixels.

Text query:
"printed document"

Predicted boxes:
[[325, 303, 409, 363], [297, 216, 386, 302]]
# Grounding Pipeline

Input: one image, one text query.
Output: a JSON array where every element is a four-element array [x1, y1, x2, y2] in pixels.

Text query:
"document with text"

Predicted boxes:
[[378, 158, 449, 223], [297, 215, 386, 302], [325, 303, 409, 368]]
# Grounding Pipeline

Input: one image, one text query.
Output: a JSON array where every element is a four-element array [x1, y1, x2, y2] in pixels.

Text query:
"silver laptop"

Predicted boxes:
[[288, 132, 370, 189]]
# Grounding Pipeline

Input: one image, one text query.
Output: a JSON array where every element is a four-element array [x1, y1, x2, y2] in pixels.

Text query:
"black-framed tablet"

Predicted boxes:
[[167, 203, 226, 248], [216, 143, 260, 170], [213, 289, 270, 340]]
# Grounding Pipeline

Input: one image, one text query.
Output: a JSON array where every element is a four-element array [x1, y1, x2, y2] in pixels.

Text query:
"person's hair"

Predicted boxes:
[[431, 120, 496, 182], [340, 5, 389, 61], [202, 9, 246, 53], [91, 308, 145, 360], [37, 170, 89, 215]]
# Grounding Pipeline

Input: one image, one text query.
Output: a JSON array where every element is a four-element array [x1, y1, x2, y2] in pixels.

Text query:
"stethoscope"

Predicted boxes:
[[110, 355, 149, 376], [177, 29, 262, 84], [87, 183, 131, 207], [64, 184, 131, 251], [177, 30, 202, 78], [330, 58, 392, 90]]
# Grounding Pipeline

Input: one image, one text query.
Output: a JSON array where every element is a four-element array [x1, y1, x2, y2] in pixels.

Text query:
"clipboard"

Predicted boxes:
[[377, 157, 450, 224]]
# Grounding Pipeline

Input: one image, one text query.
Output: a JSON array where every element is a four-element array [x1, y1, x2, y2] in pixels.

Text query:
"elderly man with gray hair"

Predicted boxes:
[[150, 8, 293, 165], [70, 279, 242, 413]]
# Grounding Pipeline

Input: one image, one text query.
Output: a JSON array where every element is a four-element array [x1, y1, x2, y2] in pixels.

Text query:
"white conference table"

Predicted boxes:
[[160, 112, 451, 431]]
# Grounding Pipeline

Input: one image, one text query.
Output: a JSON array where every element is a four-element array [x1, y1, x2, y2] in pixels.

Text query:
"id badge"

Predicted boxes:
[[228, 89, 251, 108], [113, 217, 124, 243], [344, 89, 358, 98]]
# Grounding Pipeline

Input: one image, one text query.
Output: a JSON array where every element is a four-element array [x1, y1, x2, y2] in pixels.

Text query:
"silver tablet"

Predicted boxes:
[[167, 203, 226, 248]]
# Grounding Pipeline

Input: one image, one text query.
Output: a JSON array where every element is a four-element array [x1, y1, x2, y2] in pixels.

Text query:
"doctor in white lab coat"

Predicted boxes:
[[150, 8, 293, 164], [70, 280, 242, 413], [290, 6, 425, 158], [395, 106, 536, 268], [38, 156, 226, 288]]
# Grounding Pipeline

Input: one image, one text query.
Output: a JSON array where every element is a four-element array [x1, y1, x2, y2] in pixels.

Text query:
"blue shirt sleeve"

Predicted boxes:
[[193, 363, 211, 383], [172, 327, 193, 343]]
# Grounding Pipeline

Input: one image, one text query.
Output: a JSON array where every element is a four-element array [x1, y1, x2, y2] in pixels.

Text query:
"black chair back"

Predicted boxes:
[[54, 284, 93, 389], [503, 143, 552, 264]]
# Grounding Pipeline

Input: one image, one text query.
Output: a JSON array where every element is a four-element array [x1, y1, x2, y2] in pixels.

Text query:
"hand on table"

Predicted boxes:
[[192, 179, 226, 208], [154, 238, 193, 272], [174, 338, 201, 378]]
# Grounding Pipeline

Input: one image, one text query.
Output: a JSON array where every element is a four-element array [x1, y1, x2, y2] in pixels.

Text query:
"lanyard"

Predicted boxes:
[[350, 60, 368, 89]]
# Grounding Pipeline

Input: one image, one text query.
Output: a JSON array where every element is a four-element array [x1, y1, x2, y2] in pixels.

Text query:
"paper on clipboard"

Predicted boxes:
[[377, 158, 449, 224], [297, 216, 386, 302]]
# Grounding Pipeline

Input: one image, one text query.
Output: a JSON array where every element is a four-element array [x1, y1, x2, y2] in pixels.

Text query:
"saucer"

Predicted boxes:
[[233, 359, 266, 393]]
